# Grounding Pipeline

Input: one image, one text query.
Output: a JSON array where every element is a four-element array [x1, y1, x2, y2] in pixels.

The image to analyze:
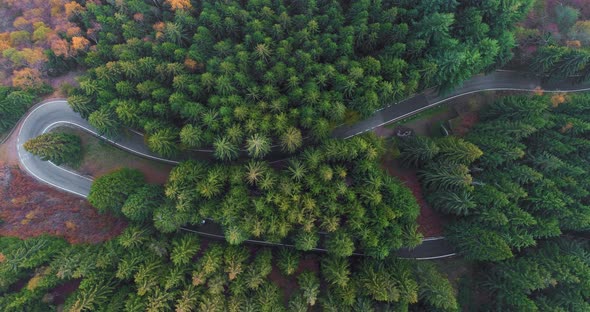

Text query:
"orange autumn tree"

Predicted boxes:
[[70, 36, 90, 55], [0, 0, 90, 87], [0, 33, 11, 52], [12, 68, 43, 90], [64, 1, 84, 19], [20, 48, 46, 64], [51, 38, 70, 57], [166, 0, 192, 11], [184, 58, 199, 72], [551, 93, 567, 107]]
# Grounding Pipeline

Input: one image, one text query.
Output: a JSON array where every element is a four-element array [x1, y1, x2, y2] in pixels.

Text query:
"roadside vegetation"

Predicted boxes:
[[0, 86, 44, 140], [89, 135, 422, 258], [386, 104, 450, 128], [0, 230, 458, 311], [49, 126, 173, 182]]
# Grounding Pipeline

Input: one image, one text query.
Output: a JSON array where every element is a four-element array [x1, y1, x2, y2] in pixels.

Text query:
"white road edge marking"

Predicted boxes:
[[423, 236, 446, 241], [408, 253, 457, 260], [18, 101, 89, 197], [41, 120, 180, 165], [343, 86, 590, 139], [179, 227, 456, 259], [17, 145, 88, 198]]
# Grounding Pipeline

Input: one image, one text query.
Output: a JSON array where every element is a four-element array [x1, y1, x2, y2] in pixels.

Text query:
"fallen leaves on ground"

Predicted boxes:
[[0, 162, 126, 244]]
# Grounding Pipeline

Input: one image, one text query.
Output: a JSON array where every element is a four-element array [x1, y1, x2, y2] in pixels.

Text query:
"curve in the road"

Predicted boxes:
[[15, 100, 451, 259], [16, 70, 590, 259]]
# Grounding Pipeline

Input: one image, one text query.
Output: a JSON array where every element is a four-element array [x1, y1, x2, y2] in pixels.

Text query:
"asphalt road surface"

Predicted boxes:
[[16, 70, 590, 259], [17, 100, 181, 197], [332, 70, 590, 138]]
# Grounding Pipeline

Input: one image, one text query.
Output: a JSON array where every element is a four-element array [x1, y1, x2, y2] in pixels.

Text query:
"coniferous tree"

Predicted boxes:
[[298, 271, 320, 307], [413, 262, 458, 311], [277, 248, 300, 276], [121, 185, 164, 222], [484, 239, 590, 311], [88, 107, 120, 137], [148, 128, 179, 157], [88, 168, 145, 215], [398, 136, 440, 167], [213, 136, 239, 161], [321, 256, 350, 288], [245, 133, 271, 159], [23, 132, 82, 165]]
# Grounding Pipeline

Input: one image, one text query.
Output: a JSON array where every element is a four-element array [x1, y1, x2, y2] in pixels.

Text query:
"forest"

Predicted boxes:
[[399, 94, 590, 309], [0, 86, 39, 135], [0, 0, 77, 137], [87, 134, 422, 259], [0, 0, 83, 87], [0, 229, 459, 311], [8, 0, 590, 311], [400, 94, 590, 261], [66, 0, 531, 157]]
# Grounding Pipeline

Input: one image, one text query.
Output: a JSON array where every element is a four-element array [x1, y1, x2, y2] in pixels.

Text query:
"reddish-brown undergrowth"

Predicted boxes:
[[0, 162, 125, 244], [381, 157, 446, 237], [450, 112, 480, 137], [267, 252, 320, 304]]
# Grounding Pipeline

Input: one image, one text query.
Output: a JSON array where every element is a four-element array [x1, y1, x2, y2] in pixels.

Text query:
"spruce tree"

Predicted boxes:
[[23, 132, 82, 166]]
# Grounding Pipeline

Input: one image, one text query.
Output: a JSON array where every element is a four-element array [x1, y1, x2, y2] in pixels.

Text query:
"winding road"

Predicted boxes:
[[14, 70, 590, 259]]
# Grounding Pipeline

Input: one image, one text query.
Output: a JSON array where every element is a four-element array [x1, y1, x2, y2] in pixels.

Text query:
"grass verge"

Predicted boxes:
[[51, 126, 173, 183], [385, 104, 451, 129]]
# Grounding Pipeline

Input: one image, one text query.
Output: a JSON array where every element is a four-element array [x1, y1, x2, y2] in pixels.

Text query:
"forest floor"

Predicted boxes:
[[0, 161, 126, 243], [53, 126, 173, 184], [268, 251, 320, 305], [509, 0, 590, 69], [46, 70, 82, 98], [380, 154, 448, 237]]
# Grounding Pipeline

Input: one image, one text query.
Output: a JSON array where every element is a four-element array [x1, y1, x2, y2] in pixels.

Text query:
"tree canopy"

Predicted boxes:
[[88, 168, 145, 215], [68, 0, 532, 156], [484, 239, 590, 311], [0, 226, 457, 311], [0, 87, 37, 135], [164, 134, 421, 258], [400, 95, 590, 261]]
